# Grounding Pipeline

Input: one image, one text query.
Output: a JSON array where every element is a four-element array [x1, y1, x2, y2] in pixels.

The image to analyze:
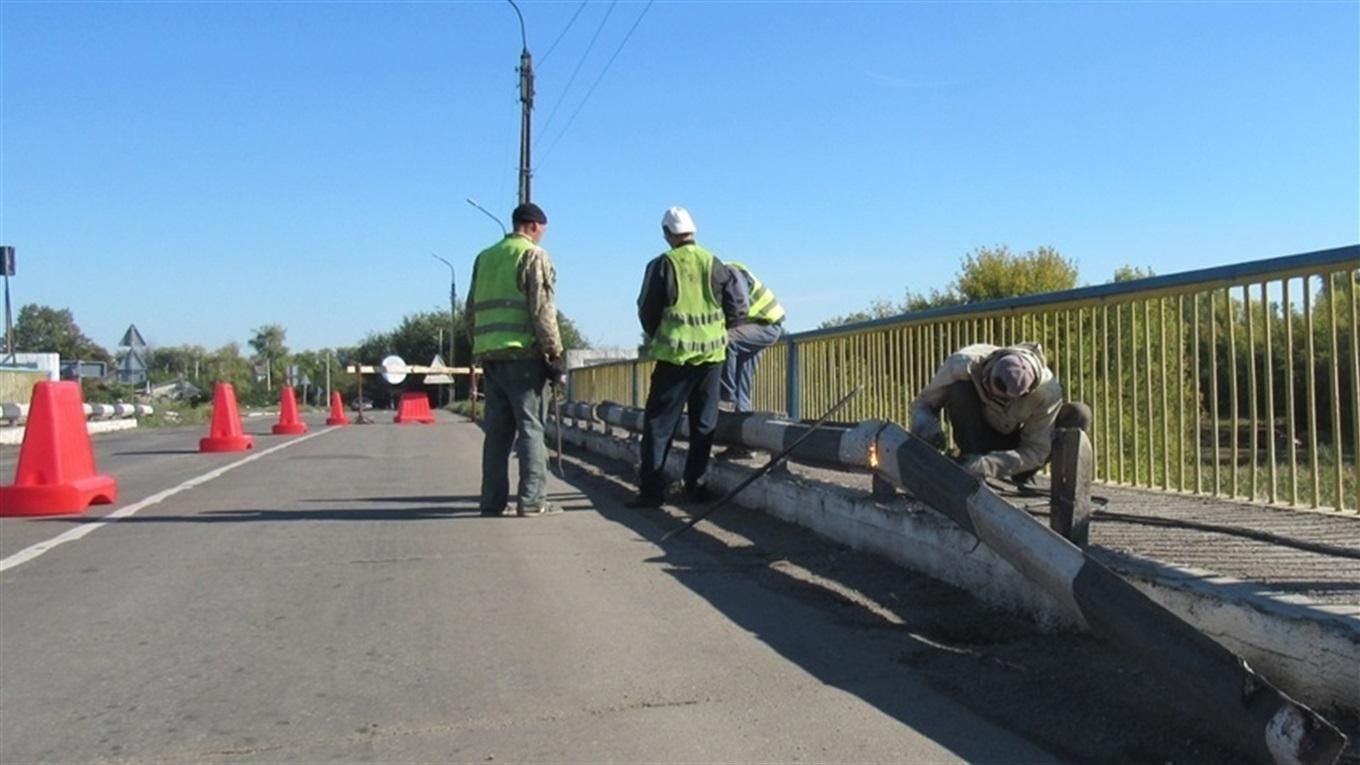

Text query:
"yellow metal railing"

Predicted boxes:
[[570, 246, 1358, 513]]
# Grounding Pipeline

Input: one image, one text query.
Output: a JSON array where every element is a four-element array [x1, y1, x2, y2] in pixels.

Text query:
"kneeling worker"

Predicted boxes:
[[716, 260, 785, 460], [908, 342, 1090, 484], [631, 206, 748, 508]]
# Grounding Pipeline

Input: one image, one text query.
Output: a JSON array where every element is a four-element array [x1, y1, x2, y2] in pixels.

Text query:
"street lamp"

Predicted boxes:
[[431, 254, 456, 403], [506, 0, 534, 205], [466, 198, 508, 235]]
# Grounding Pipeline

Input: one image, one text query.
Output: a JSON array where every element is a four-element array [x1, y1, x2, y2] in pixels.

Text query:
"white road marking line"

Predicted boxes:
[[0, 429, 334, 574]]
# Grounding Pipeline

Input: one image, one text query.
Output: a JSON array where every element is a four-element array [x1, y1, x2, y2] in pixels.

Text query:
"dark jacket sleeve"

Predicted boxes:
[[712, 260, 749, 328], [637, 256, 670, 338]]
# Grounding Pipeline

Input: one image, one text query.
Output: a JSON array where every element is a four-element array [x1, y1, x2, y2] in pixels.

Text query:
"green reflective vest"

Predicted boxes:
[[471, 235, 537, 356], [651, 244, 727, 365], [726, 261, 785, 324]]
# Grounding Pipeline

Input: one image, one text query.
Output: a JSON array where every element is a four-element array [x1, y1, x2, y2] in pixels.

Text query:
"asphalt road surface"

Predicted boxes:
[[2, 413, 1064, 764]]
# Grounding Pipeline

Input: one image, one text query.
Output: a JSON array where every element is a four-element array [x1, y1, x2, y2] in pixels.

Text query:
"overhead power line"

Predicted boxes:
[[537, 0, 654, 169], [538, 0, 590, 68], [535, 1, 618, 147]]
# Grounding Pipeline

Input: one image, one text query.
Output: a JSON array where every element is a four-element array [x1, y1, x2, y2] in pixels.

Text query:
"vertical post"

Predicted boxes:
[[631, 362, 640, 408], [508, 0, 533, 205], [786, 337, 800, 420], [519, 47, 534, 204], [456, 266, 462, 400], [1049, 428, 1094, 546], [1, 245, 13, 364]]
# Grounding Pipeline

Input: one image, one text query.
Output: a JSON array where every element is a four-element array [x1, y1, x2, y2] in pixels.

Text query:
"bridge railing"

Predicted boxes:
[[569, 245, 1358, 513]]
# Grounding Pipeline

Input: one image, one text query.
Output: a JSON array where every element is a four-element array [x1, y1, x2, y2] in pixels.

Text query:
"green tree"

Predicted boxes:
[[952, 245, 1078, 302], [1111, 265, 1156, 283], [558, 312, 590, 351], [146, 344, 207, 383], [248, 324, 288, 390], [199, 342, 256, 402], [820, 245, 1079, 326], [10, 304, 111, 361], [818, 299, 903, 329]]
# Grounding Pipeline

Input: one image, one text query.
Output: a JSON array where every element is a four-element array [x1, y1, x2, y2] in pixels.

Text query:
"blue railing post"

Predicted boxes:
[[786, 337, 800, 420]]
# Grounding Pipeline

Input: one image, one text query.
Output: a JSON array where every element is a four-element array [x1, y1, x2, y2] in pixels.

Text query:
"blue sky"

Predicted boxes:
[[2, 0, 1356, 354]]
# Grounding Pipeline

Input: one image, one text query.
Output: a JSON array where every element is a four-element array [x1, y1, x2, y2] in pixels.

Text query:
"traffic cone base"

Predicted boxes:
[[200, 433, 256, 452], [200, 382, 255, 453], [394, 392, 435, 424], [0, 381, 119, 517], [0, 476, 118, 517]]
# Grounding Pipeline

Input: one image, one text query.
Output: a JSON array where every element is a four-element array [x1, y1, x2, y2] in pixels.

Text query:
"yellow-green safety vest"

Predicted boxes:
[[725, 261, 785, 324], [651, 244, 727, 365], [471, 235, 537, 355]]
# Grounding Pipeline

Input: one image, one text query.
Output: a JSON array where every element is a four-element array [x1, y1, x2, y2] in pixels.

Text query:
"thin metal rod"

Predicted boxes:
[[1326, 273, 1343, 510], [1245, 285, 1258, 500], [553, 388, 565, 477], [1285, 281, 1298, 504], [662, 385, 863, 541], [1261, 282, 1276, 503], [466, 198, 508, 235]]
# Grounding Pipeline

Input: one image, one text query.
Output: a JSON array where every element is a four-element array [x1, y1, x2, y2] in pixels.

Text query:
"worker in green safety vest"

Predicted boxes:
[[467, 202, 565, 518], [630, 206, 748, 508], [715, 261, 786, 461]]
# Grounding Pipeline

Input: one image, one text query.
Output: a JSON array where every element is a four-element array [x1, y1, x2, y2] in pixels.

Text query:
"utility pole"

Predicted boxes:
[[508, 0, 533, 204], [432, 254, 456, 400]]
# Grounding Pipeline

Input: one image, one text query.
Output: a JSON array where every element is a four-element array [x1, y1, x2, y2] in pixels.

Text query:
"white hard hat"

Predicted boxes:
[[661, 206, 696, 235]]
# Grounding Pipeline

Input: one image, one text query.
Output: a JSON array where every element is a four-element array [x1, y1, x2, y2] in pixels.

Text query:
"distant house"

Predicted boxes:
[[148, 378, 201, 400]]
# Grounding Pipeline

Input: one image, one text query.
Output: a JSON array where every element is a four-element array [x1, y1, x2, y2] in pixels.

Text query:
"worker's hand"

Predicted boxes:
[[545, 356, 568, 387], [958, 453, 997, 478], [913, 421, 947, 451]]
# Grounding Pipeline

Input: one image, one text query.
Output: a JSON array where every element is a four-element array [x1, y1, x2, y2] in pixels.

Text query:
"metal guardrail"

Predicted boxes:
[[569, 245, 1359, 514]]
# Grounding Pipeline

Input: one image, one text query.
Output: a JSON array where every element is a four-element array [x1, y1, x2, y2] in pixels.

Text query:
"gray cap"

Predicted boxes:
[[989, 354, 1036, 397]]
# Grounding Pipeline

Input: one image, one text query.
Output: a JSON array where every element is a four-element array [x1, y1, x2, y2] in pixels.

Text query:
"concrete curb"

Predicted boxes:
[[553, 420, 1360, 717]]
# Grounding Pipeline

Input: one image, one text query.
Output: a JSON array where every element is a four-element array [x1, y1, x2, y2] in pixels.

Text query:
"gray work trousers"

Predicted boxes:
[[479, 358, 549, 512], [720, 322, 784, 413]]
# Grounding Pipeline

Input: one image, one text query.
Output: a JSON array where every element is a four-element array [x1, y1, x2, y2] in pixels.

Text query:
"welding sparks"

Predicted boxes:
[[868, 440, 879, 469]]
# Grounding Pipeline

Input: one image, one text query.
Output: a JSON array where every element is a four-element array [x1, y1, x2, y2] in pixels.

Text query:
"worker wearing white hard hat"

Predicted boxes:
[[631, 207, 747, 507]]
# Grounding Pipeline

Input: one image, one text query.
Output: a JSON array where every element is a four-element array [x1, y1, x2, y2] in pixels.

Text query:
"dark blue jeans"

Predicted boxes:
[[638, 361, 723, 500], [479, 359, 549, 512], [720, 322, 783, 413]]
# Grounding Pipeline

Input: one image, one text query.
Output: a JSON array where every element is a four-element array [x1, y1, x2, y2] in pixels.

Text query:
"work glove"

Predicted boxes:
[[545, 356, 567, 387], [913, 421, 948, 451], [958, 453, 997, 479]]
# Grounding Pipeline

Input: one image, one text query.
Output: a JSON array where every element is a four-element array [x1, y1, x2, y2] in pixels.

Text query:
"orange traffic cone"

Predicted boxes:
[[325, 391, 350, 426], [272, 386, 308, 435], [0, 381, 118, 516], [394, 391, 435, 424], [200, 382, 255, 452]]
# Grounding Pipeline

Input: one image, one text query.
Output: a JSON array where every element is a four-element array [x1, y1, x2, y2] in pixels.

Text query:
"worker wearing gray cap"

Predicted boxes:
[[468, 202, 565, 517], [908, 342, 1091, 483], [631, 207, 748, 508]]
